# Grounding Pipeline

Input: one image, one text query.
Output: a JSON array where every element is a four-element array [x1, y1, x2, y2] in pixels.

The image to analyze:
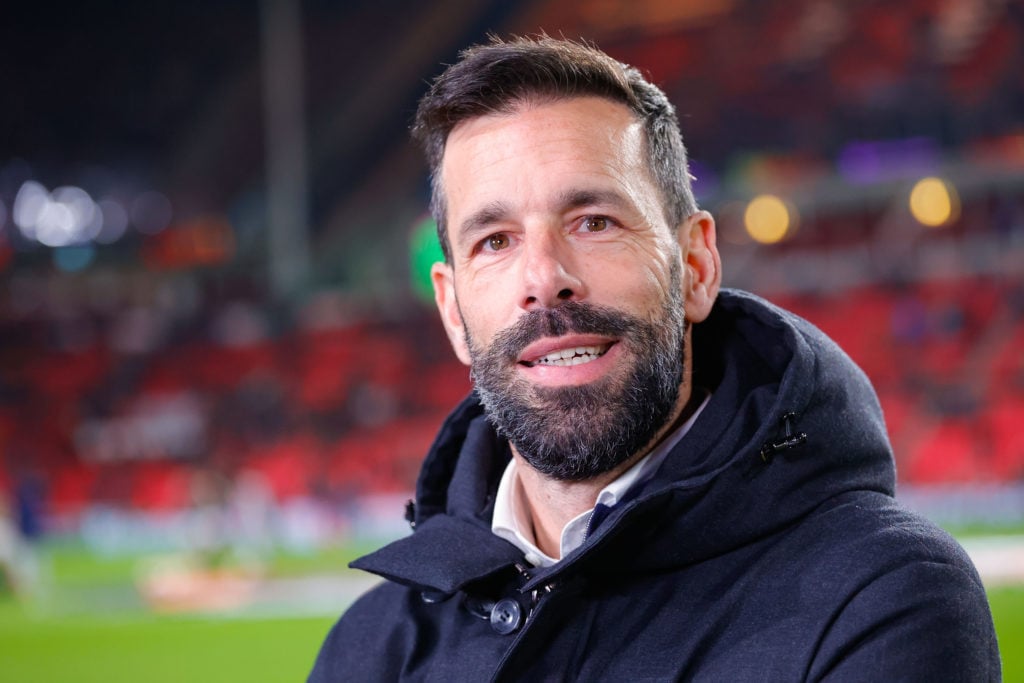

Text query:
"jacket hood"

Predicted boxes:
[[353, 289, 896, 594]]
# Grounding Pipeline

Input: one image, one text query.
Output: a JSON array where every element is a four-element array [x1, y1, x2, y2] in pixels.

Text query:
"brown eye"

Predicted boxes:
[[583, 216, 609, 232], [486, 233, 510, 251]]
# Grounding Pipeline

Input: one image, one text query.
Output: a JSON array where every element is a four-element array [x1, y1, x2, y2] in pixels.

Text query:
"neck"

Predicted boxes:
[[512, 384, 702, 559], [511, 451, 620, 559]]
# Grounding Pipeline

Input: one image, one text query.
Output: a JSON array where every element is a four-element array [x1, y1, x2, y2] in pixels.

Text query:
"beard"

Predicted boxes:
[[465, 261, 687, 481]]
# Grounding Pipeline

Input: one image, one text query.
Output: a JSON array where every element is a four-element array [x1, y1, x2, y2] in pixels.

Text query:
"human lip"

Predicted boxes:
[[518, 335, 617, 368]]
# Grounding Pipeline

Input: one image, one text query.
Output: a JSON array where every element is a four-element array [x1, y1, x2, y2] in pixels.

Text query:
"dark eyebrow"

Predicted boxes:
[[556, 188, 632, 213], [457, 200, 511, 245]]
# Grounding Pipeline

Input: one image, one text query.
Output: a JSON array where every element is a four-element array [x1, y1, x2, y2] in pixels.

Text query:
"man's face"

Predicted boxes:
[[432, 97, 715, 479]]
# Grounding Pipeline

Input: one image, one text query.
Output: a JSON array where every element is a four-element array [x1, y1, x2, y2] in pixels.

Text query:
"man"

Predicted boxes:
[[310, 36, 1000, 681]]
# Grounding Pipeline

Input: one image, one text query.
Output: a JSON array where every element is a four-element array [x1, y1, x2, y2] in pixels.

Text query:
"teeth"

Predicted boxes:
[[535, 345, 608, 367]]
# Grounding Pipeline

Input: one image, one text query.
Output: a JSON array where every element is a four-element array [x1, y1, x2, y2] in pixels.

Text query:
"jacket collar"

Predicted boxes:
[[353, 400, 522, 592], [351, 513, 524, 595]]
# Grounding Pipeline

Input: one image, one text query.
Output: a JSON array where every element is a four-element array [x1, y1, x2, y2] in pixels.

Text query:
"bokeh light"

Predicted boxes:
[[131, 191, 173, 235], [95, 199, 129, 244], [409, 215, 444, 302], [13, 180, 48, 236], [13, 181, 104, 247], [53, 244, 97, 272], [743, 194, 795, 244], [909, 176, 959, 228]]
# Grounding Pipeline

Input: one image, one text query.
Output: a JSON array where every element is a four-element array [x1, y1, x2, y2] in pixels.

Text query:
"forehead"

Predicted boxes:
[[445, 96, 642, 163], [440, 96, 649, 206]]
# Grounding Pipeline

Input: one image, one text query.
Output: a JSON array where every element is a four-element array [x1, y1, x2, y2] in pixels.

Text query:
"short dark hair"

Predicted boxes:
[[412, 35, 699, 261]]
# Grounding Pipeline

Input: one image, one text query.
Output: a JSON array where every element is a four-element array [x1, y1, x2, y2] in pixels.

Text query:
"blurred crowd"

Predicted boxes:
[[0, 268, 1021, 559]]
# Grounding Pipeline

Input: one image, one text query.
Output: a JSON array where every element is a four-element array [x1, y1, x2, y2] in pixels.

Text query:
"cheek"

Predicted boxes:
[[454, 285, 503, 348], [587, 245, 678, 313]]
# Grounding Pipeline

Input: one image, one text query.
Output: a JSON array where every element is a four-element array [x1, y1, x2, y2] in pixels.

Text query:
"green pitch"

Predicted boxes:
[[0, 542, 363, 682], [0, 605, 334, 682], [0, 541, 1021, 682], [990, 585, 1024, 682]]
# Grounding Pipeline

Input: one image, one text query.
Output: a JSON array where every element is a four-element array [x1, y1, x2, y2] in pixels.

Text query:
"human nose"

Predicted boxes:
[[518, 230, 585, 310]]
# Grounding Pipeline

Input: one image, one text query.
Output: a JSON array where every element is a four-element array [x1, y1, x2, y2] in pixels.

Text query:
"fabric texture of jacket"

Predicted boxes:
[[309, 289, 1000, 682]]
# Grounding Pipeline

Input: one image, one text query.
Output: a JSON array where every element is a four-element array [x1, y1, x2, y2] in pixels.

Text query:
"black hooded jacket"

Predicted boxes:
[[309, 290, 1000, 682]]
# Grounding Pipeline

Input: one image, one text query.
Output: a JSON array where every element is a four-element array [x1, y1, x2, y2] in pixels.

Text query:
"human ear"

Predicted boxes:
[[431, 262, 472, 365], [678, 210, 721, 323]]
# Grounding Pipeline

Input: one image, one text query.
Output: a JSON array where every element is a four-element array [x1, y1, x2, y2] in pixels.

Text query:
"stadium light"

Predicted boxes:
[[131, 191, 173, 235], [909, 176, 959, 228], [13, 181, 103, 247], [744, 193, 795, 244], [95, 199, 129, 244], [12, 180, 112, 247]]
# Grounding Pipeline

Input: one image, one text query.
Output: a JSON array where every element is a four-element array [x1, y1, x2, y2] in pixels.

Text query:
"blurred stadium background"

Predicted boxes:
[[1, 0, 1022, 680]]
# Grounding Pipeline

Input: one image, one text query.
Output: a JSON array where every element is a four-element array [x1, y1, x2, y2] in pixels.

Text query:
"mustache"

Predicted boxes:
[[487, 301, 641, 361]]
